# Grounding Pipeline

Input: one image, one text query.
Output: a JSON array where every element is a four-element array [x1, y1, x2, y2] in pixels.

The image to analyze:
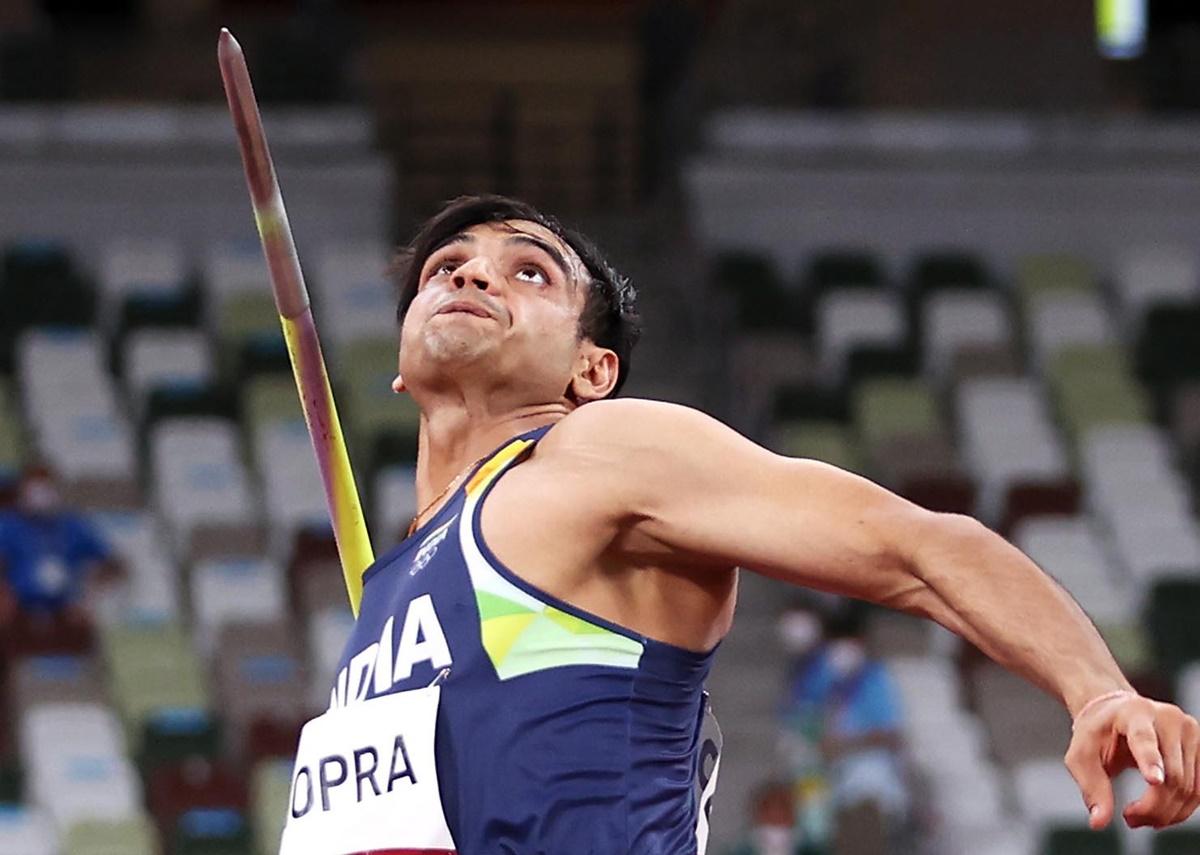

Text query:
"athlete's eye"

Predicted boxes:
[[514, 266, 548, 285], [431, 260, 459, 277]]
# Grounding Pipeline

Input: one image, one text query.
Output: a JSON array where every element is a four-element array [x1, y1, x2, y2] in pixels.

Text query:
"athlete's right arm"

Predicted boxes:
[[548, 398, 1200, 830]]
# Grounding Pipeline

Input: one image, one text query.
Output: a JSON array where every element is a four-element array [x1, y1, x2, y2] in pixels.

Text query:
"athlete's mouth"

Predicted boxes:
[[436, 299, 494, 319]]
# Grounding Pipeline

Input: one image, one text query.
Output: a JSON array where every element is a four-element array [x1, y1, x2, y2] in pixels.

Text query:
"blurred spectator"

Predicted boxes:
[[722, 779, 802, 855], [819, 609, 908, 820], [778, 603, 909, 851], [0, 464, 121, 625]]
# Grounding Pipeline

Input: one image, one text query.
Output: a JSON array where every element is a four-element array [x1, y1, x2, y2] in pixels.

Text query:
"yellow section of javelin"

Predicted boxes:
[[281, 314, 373, 616]]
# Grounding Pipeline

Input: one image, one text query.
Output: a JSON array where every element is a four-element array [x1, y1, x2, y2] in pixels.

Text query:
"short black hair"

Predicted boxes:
[[391, 195, 641, 397]]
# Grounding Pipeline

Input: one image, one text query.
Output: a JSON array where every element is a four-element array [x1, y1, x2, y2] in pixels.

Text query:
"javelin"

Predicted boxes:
[[217, 28, 372, 616]]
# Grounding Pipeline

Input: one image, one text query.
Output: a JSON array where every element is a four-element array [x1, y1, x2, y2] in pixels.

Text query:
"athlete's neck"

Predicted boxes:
[[413, 400, 568, 515]]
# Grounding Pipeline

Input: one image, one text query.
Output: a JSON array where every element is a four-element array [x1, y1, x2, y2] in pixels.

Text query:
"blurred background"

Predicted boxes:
[[0, 1, 1199, 854]]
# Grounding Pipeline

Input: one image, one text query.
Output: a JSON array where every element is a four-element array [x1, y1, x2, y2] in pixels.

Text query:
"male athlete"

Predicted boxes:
[[280, 195, 1200, 855]]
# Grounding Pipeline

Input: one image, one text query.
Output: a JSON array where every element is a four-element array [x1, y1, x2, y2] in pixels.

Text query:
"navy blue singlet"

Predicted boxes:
[[324, 425, 722, 855]]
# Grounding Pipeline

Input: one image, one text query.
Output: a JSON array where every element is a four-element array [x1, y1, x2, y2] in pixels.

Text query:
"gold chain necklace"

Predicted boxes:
[[407, 456, 484, 537]]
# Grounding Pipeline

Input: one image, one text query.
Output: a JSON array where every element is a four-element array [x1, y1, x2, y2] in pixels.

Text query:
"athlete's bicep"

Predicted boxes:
[[608, 402, 935, 599]]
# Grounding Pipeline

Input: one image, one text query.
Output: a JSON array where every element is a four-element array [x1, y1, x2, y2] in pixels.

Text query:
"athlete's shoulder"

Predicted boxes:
[[543, 397, 720, 456]]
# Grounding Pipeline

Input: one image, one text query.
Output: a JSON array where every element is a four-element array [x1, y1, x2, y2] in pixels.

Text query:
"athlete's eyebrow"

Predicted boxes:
[[430, 232, 475, 255], [505, 234, 572, 286]]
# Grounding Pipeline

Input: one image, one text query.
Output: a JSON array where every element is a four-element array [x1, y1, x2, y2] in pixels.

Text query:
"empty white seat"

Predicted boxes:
[[0, 806, 58, 855], [20, 702, 139, 831], [308, 606, 356, 708], [150, 418, 255, 540], [956, 378, 1071, 520], [191, 557, 286, 654], [314, 240, 395, 345], [375, 465, 418, 542], [1179, 663, 1200, 718], [124, 328, 213, 401], [1110, 514, 1200, 582], [886, 657, 962, 716], [1014, 517, 1133, 625], [254, 419, 329, 535], [38, 412, 137, 482], [923, 290, 1012, 380], [204, 239, 269, 305], [98, 237, 187, 328], [1013, 757, 1089, 825], [816, 289, 905, 383], [92, 511, 180, 622], [1114, 245, 1198, 324], [1028, 291, 1115, 368], [926, 761, 1007, 837]]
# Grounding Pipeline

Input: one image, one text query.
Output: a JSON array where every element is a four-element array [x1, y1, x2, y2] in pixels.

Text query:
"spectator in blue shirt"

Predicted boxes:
[[0, 465, 121, 623]]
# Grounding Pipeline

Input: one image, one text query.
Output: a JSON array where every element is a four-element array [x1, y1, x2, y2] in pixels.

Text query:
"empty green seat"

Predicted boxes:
[[853, 377, 941, 449], [173, 808, 253, 855], [772, 420, 861, 472], [242, 375, 303, 429], [217, 294, 282, 378], [103, 622, 209, 752], [1048, 344, 1150, 437], [251, 760, 292, 855], [65, 816, 158, 855], [340, 336, 420, 461], [1017, 253, 1097, 302], [1146, 578, 1200, 677]]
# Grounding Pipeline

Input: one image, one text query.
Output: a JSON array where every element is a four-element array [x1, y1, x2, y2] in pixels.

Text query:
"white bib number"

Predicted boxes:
[[280, 686, 455, 854]]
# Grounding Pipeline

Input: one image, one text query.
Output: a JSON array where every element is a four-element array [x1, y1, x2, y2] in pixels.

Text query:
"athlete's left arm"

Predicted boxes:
[[561, 399, 1200, 831]]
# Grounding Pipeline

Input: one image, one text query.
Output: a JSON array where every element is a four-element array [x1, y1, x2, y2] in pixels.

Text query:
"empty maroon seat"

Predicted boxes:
[[0, 609, 95, 661], [999, 478, 1082, 536], [147, 757, 248, 834]]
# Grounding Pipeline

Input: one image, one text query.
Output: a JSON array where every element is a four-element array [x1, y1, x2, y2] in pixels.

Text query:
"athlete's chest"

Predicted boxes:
[[329, 507, 483, 710]]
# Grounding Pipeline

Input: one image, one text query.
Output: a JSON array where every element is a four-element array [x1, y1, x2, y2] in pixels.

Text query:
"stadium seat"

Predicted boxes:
[[947, 341, 1023, 385], [253, 419, 330, 541], [853, 377, 941, 451], [907, 250, 990, 296], [149, 417, 258, 555], [124, 328, 214, 411], [171, 807, 253, 855], [1026, 290, 1115, 371], [340, 336, 421, 466], [1114, 245, 1198, 328], [921, 289, 1013, 381], [215, 293, 281, 379], [102, 621, 209, 753], [1171, 384, 1200, 465], [1135, 301, 1200, 393], [816, 289, 906, 385], [63, 816, 158, 855], [711, 249, 798, 332], [771, 421, 860, 473], [251, 760, 291, 855], [1, 241, 95, 334], [92, 511, 180, 622], [307, 607, 355, 709], [0, 805, 58, 855], [1014, 518, 1133, 628], [374, 464, 418, 541], [1040, 827, 1122, 855], [191, 558, 287, 655], [1153, 830, 1200, 855], [314, 240, 396, 346], [803, 248, 885, 292], [9, 656, 104, 721], [975, 667, 1071, 769], [1015, 253, 1097, 302], [242, 375, 303, 432], [1013, 757, 1089, 824], [147, 758, 247, 840], [139, 708, 223, 774], [19, 702, 142, 831], [1146, 578, 1200, 678], [999, 479, 1082, 536]]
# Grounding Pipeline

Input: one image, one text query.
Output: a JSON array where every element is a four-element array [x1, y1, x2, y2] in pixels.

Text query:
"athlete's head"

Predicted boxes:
[[391, 195, 641, 407]]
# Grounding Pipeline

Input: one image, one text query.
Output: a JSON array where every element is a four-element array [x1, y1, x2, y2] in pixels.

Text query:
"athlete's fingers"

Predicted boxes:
[[1168, 719, 1200, 826], [1064, 735, 1115, 829], [1120, 711, 1166, 788]]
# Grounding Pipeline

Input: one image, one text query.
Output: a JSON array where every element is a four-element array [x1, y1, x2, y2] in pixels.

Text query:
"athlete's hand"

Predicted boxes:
[[1065, 693, 1200, 829]]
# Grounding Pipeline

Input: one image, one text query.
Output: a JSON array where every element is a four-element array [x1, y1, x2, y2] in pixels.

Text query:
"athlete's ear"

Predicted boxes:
[[391, 373, 407, 394], [567, 344, 618, 403]]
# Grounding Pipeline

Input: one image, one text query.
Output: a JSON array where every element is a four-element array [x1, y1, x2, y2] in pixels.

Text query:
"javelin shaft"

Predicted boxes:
[[218, 27, 373, 616]]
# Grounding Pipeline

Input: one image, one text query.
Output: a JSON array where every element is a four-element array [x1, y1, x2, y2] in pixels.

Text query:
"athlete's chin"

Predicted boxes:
[[420, 328, 498, 366]]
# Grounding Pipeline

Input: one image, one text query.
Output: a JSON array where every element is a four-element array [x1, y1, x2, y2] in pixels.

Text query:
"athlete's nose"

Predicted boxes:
[[451, 256, 494, 292]]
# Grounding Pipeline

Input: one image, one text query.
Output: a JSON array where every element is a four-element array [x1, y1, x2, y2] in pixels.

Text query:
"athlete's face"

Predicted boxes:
[[397, 220, 617, 403]]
